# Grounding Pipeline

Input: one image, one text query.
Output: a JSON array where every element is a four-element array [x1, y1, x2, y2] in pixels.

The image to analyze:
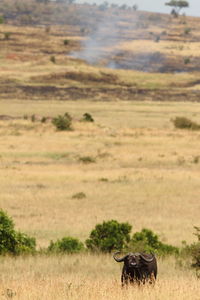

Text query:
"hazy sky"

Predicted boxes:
[[78, 0, 200, 17]]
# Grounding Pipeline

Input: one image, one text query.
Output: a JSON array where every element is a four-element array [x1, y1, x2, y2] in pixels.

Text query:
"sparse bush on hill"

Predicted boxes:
[[127, 228, 179, 256], [85, 220, 132, 253], [82, 113, 94, 122], [72, 192, 86, 199], [184, 57, 191, 65], [0, 16, 4, 24], [78, 156, 96, 163], [52, 113, 72, 131], [182, 227, 200, 275], [4, 32, 11, 40], [172, 116, 200, 130], [48, 237, 84, 254], [63, 39, 70, 45], [184, 27, 191, 35], [0, 209, 36, 255], [50, 55, 56, 64]]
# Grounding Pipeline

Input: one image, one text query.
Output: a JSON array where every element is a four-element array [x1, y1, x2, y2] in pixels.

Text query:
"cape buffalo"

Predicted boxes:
[[113, 252, 157, 286]]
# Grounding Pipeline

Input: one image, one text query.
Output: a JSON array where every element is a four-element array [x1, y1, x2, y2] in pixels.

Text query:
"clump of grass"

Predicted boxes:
[[4, 32, 11, 40], [52, 113, 72, 131], [63, 39, 70, 45], [192, 156, 199, 164], [31, 114, 36, 122], [41, 116, 47, 123], [72, 192, 86, 199], [50, 55, 56, 64], [0, 16, 4, 24], [45, 26, 51, 33], [78, 156, 96, 164], [184, 57, 191, 65], [184, 27, 191, 35], [99, 178, 109, 182], [172, 117, 200, 130], [81, 113, 94, 122]]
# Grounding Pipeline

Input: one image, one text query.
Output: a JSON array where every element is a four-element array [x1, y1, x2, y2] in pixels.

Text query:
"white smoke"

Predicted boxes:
[[71, 14, 121, 65]]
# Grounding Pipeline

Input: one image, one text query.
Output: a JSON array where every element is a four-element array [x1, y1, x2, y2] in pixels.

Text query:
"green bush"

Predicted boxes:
[[72, 192, 86, 199], [85, 220, 132, 253], [127, 228, 179, 256], [4, 32, 11, 40], [50, 55, 56, 63], [0, 16, 4, 24], [0, 209, 36, 255], [172, 116, 200, 130], [190, 227, 200, 271], [82, 113, 94, 122], [184, 27, 191, 35], [63, 39, 70, 45], [183, 227, 200, 272], [184, 57, 191, 65], [15, 232, 36, 255], [52, 113, 72, 131], [48, 237, 84, 254], [78, 156, 96, 164]]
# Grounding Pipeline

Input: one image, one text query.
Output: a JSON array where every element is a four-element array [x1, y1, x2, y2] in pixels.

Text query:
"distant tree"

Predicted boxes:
[[132, 4, 138, 11], [165, 1, 189, 15]]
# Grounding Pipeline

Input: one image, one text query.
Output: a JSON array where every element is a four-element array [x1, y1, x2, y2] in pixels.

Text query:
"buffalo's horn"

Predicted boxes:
[[113, 252, 129, 262], [140, 253, 154, 262]]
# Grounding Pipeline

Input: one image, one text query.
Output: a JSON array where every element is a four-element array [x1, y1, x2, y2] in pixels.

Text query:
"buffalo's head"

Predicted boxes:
[[113, 252, 154, 268]]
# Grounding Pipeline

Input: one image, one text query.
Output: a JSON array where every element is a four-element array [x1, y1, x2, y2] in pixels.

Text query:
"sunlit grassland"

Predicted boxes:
[[0, 254, 199, 300], [0, 100, 200, 248]]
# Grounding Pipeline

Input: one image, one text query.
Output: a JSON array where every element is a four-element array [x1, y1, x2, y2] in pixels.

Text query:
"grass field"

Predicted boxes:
[[0, 254, 199, 300], [0, 4, 200, 298], [1, 100, 200, 248]]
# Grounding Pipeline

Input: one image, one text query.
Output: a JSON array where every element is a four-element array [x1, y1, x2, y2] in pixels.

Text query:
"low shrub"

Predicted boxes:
[[184, 57, 191, 65], [86, 220, 132, 253], [72, 192, 86, 199], [4, 32, 11, 40], [15, 232, 36, 255], [63, 39, 70, 45], [31, 114, 36, 122], [184, 27, 191, 35], [52, 113, 72, 131], [183, 227, 200, 273], [0, 209, 36, 255], [82, 113, 94, 122], [78, 156, 96, 164], [50, 55, 56, 63], [0, 16, 4, 24], [172, 116, 200, 130], [127, 228, 179, 256], [48, 237, 84, 254]]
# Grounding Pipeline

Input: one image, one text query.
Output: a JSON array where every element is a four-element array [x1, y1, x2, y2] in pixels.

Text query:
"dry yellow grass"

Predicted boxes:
[[0, 254, 199, 300], [118, 39, 200, 57], [0, 100, 200, 248]]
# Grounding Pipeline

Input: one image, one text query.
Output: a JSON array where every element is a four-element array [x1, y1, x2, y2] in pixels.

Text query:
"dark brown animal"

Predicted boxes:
[[113, 252, 157, 286]]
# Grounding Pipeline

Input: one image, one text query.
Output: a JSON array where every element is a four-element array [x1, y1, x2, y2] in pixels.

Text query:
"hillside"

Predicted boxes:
[[1, 1, 200, 102]]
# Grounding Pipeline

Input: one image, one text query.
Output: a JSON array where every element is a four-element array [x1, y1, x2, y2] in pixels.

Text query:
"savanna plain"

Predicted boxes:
[[0, 1, 200, 299]]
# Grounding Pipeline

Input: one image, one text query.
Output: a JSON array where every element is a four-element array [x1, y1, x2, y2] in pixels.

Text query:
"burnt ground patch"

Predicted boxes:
[[1, 83, 200, 102]]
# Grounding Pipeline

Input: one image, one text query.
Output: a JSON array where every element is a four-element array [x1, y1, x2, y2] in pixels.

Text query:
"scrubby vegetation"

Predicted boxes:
[[0, 212, 199, 272], [172, 116, 200, 130], [128, 228, 179, 256], [48, 237, 84, 254], [52, 113, 73, 131], [85, 220, 132, 253], [0, 210, 36, 255]]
